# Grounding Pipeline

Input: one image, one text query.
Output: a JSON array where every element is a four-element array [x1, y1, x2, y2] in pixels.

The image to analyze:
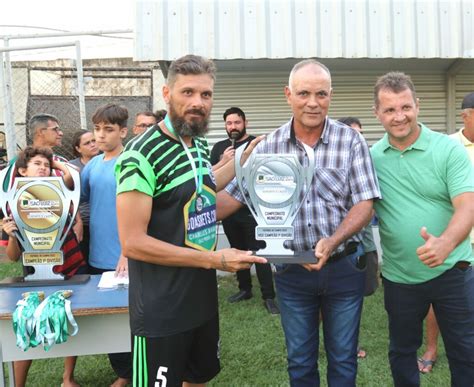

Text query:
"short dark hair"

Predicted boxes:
[[223, 107, 246, 122], [92, 104, 128, 128], [167, 55, 216, 87], [338, 117, 362, 128], [71, 130, 91, 157], [28, 113, 59, 139], [374, 72, 417, 108], [154, 109, 167, 121], [461, 92, 474, 110], [15, 146, 53, 175], [135, 111, 156, 119]]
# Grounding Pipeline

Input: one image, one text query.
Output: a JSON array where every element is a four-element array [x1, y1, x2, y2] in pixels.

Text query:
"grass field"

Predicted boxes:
[[1, 260, 451, 386]]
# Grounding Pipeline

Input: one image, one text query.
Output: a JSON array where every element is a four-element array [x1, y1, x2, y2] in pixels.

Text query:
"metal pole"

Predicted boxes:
[[0, 52, 5, 121], [0, 41, 77, 53], [446, 59, 465, 134], [75, 41, 87, 130], [2, 38, 17, 160], [0, 41, 80, 158], [0, 29, 132, 40]]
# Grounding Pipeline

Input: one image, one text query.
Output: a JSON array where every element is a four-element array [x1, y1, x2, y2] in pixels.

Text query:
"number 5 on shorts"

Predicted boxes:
[[155, 366, 168, 387]]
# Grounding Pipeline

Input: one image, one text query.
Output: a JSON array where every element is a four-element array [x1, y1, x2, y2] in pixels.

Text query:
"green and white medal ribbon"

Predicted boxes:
[[164, 115, 204, 196], [164, 116, 217, 251], [32, 290, 78, 351], [12, 291, 44, 351]]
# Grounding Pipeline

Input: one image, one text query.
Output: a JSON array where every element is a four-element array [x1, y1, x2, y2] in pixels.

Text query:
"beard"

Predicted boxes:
[[168, 103, 209, 138], [227, 127, 247, 142]]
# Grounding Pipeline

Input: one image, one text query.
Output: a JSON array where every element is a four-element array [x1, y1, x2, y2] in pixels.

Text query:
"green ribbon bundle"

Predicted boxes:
[[12, 290, 79, 352], [33, 290, 79, 351], [12, 291, 44, 351]]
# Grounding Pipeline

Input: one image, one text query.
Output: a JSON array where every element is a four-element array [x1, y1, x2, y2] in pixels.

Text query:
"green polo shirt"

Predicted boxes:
[[371, 124, 474, 284]]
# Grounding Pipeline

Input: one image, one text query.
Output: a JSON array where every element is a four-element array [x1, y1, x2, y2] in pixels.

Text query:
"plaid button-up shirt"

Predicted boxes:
[[226, 117, 381, 253]]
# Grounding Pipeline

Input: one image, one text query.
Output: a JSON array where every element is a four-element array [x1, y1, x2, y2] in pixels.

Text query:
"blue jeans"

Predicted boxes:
[[383, 265, 474, 387], [274, 246, 365, 387]]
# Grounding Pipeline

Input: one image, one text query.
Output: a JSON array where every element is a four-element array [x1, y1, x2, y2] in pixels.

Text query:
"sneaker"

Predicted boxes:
[[264, 298, 280, 315], [227, 290, 253, 303]]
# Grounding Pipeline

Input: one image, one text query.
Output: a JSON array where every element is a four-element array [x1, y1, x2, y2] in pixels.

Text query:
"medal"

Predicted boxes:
[[165, 116, 217, 251]]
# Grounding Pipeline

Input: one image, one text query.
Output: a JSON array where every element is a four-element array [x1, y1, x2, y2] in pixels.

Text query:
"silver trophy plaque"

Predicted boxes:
[[235, 143, 316, 263], [0, 164, 88, 285]]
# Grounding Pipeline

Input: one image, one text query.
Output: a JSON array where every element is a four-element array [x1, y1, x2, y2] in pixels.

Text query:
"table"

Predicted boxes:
[[0, 275, 130, 387]]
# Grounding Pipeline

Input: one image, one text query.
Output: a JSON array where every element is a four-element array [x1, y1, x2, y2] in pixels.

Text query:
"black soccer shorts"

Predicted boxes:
[[132, 314, 220, 387]]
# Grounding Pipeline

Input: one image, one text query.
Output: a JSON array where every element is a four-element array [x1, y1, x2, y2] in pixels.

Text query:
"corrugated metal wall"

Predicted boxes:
[[207, 69, 451, 147], [135, 0, 474, 61]]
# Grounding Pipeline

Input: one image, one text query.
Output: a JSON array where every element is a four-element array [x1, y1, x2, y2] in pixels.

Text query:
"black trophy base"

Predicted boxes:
[[0, 274, 91, 288], [258, 250, 317, 264]]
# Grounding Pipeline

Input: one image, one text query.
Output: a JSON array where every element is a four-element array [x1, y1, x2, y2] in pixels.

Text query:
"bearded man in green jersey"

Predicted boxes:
[[115, 54, 265, 387]]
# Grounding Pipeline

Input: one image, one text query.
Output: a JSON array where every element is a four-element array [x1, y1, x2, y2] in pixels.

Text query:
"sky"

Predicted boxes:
[[1, 0, 135, 61]]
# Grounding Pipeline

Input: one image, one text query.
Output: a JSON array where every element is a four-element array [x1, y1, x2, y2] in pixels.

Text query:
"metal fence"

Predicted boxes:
[[0, 41, 88, 163], [1, 61, 153, 160], [23, 62, 83, 159]]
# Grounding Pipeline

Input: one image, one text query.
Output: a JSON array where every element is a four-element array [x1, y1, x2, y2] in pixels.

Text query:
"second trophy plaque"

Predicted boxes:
[[0, 164, 89, 286]]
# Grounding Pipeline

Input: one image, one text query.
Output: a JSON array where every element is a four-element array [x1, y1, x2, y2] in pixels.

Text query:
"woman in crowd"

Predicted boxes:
[[69, 130, 99, 263]]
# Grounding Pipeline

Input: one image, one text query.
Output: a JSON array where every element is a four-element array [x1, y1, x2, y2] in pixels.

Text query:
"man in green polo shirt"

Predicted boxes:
[[419, 91, 474, 374], [371, 71, 474, 387]]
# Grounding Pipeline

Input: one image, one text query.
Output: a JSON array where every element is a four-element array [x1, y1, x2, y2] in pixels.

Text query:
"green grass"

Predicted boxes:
[[1, 262, 451, 386]]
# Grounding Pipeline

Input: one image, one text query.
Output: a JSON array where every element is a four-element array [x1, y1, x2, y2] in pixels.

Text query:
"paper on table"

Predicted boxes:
[[97, 271, 129, 289]]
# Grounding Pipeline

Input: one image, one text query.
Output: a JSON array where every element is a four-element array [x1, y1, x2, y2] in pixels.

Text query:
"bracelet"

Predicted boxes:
[[221, 253, 228, 270]]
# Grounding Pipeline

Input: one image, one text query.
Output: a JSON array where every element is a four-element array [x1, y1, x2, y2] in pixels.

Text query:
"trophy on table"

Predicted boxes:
[[0, 164, 89, 286], [235, 143, 316, 263]]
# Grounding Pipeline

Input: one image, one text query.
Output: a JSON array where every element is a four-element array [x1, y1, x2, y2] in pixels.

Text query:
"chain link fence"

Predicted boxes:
[[1, 58, 154, 161], [24, 61, 82, 159]]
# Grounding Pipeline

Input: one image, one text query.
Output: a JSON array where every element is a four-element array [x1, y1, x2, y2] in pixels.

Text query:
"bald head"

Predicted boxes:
[[288, 60, 332, 91], [284, 60, 333, 134]]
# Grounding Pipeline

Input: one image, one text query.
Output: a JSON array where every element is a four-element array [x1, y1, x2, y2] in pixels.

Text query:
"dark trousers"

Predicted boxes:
[[89, 265, 133, 379], [222, 216, 275, 300], [362, 250, 379, 296], [274, 246, 365, 386], [79, 225, 90, 263], [383, 265, 474, 387]]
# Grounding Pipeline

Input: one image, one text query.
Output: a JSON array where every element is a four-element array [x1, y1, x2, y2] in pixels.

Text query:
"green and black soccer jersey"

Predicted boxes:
[[115, 125, 218, 337]]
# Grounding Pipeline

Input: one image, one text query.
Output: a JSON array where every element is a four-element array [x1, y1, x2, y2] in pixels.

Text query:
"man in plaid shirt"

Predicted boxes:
[[218, 59, 381, 386]]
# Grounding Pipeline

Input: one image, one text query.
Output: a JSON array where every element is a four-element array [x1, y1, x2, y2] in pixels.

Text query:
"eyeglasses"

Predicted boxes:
[[41, 126, 63, 133], [135, 123, 153, 129]]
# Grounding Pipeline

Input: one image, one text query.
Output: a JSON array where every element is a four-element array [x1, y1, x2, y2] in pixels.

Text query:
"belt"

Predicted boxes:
[[327, 242, 359, 264], [454, 261, 471, 270]]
